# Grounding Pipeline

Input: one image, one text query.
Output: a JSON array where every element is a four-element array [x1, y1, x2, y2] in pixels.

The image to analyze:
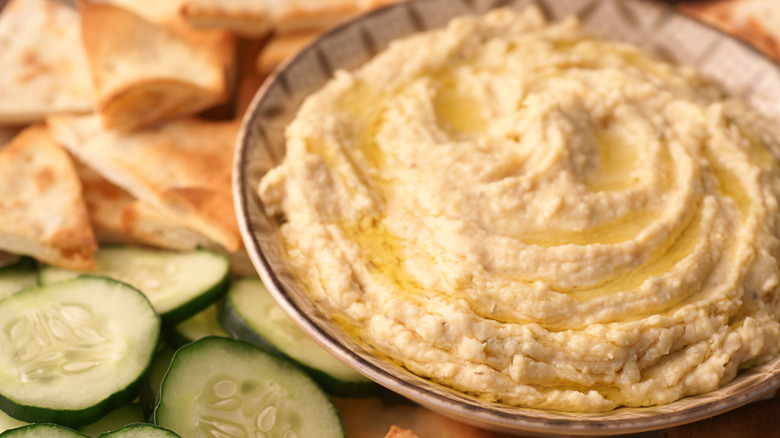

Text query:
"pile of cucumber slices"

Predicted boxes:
[[0, 246, 376, 437]]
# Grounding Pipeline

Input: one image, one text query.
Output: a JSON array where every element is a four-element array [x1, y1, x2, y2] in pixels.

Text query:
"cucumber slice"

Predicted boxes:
[[153, 337, 344, 438], [38, 246, 229, 324], [139, 347, 176, 417], [0, 409, 27, 433], [0, 257, 37, 300], [99, 423, 180, 437], [0, 424, 88, 437], [77, 403, 146, 437], [163, 300, 229, 348], [0, 277, 160, 427], [220, 278, 377, 396]]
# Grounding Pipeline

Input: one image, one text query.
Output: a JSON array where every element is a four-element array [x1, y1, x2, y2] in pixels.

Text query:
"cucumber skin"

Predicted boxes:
[[161, 300, 230, 348], [0, 276, 161, 429], [218, 297, 277, 352], [138, 347, 176, 418], [36, 248, 231, 325], [37, 270, 228, 325], [77, 403, 146, 437], [159, 271, 229, 325], [0, 353, 152, 429], [152, 337, 345, 437], [219, 298, 380, 397], [0, 423, 89, 437], [98, 423, 180, 437]]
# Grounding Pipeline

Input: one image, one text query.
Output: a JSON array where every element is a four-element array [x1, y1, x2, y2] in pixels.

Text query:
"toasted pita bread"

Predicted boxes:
[[0, 125, 96, 270], [48, 114, 242, 253], [73, 158, 212, 250], [255, 29, 322, 76], [680, 0, 780, 61], [181, 0, 273, 37], [94, 0, 237, 69], [80, 1, 231, 131], [120, 201, 213, 250], [72, 158, 136, 244], [0, 0, 93, 124], [271, 0, 363, 33], [95, 0, 239, 120], [384, 426, 420, 438], [180, 0, 403, 35]]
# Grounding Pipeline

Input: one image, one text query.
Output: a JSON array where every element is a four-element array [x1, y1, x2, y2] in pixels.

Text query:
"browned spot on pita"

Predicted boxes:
[[17, 50, 53, 83], [34, 167, 55, 192]]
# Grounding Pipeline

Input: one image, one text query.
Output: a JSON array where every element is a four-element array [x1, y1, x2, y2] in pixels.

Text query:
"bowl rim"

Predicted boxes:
[[233, 0, 780, 435]]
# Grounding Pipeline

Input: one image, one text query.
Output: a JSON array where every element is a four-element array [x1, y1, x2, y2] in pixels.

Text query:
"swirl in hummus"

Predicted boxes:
[[258, 7, 780, 411]]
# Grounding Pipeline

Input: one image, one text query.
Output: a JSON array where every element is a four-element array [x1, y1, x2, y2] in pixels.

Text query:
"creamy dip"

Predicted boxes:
[[258, 7, 780, 411]]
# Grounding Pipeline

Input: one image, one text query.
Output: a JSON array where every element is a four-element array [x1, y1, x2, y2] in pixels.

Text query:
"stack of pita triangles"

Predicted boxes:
[[48, 114, 242, 254], [0, 0, 244, 272], [0, 0, 406, 272], [0, 0, 234, 129], [79, 0, 235, 131]]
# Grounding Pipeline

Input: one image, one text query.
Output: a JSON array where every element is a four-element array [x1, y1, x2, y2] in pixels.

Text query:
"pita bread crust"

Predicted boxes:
[[384, 426, 420, 438], [255, 29, 322, 75], [73, 158, 133, 237], [120, 201, 213, 251], [73, 158, 211, 249], [270, 1, 360, 33], [98, 0, 238, 96], [80, 1, 229, 131], [48, 115, 241, 253], [179, 0, 403, 35], [0, 125, 97, 270], [180, 0, 272, 36], [0, 0, 93, 124]]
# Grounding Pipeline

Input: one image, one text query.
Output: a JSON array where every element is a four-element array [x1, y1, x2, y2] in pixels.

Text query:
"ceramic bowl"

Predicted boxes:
[[234, 0, 780, 435]]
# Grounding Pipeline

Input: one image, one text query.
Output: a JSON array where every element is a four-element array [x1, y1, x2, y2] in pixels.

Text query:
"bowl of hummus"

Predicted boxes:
[[234, 0, 780, 435]]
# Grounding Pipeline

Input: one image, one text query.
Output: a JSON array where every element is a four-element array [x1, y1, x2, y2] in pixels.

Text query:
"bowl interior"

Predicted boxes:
[[234, 0, 780, 435]]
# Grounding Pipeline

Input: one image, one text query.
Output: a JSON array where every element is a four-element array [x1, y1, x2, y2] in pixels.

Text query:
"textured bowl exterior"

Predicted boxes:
[[234, 0, 780, 435]]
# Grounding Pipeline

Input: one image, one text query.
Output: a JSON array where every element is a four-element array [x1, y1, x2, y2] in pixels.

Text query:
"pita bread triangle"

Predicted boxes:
[[79, 0, 230, 131], [0, 0, 93, 124], [180, 0, 403, 35], [73, 158, 212, 250], [47, 114, 242, 253], [180, 0, 273, 36], [0, 125, 97, 270]]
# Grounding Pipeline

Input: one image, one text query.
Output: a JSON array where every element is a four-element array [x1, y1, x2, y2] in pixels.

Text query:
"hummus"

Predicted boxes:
[[258, 7, 780, 411]]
